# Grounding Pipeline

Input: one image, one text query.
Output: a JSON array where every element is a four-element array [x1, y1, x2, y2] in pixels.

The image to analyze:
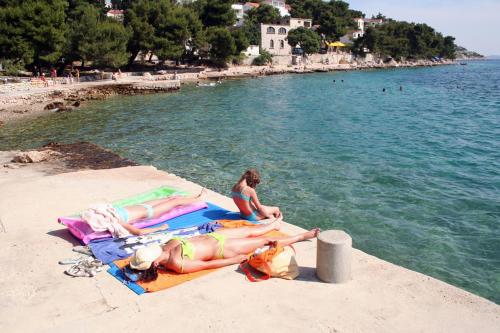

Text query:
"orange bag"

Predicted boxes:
[[240, 243, 299, 282]]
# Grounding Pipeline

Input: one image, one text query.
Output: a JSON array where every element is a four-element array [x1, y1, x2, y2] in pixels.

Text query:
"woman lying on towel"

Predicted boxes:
[[81, 189, 206, 238], [231, 169, 282, 221], [124, 218, 319, 281]]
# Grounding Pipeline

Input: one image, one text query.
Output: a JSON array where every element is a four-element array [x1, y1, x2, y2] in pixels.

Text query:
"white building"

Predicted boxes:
[[352, 17, 384, 39], [262, 0, 290, 17], [260, 18, 313, 56], [231, 3, 245, 26]]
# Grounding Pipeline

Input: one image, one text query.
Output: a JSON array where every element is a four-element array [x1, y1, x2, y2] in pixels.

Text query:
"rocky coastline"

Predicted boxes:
[[0, 59, 456, 125]]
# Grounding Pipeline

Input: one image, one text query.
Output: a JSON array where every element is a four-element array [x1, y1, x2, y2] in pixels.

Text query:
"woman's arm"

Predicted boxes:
[[249, 190, 273, 218], [120, 223, 168, 236]]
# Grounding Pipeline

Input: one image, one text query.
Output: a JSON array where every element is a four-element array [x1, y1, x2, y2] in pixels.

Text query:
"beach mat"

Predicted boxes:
[[89, 204, 250, 263], [108, 229, 286, 295], [58, 186, 215, 244]]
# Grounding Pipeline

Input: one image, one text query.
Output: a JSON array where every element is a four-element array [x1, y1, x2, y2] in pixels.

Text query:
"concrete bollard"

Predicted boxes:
[[316, 230, 352, 283]]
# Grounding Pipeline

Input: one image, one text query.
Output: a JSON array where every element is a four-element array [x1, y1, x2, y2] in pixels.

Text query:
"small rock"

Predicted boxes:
[[72, 100, 81, 107], [12, 150, 58, 163], [3, 163, 20, 169]]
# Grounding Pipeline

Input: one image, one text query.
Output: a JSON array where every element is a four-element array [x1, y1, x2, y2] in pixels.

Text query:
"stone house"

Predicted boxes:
[[260, 18, 313, 57]]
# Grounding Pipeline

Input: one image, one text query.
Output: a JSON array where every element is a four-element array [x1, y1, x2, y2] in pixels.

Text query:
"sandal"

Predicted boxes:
[[65, 264, 94, 277]]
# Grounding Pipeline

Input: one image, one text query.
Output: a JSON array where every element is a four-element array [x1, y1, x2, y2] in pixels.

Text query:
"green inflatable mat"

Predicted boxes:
[[112, 186, 186, 207]]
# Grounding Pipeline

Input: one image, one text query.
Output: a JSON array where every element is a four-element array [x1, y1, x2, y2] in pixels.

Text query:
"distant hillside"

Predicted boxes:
[[455, 46, 484, 59]]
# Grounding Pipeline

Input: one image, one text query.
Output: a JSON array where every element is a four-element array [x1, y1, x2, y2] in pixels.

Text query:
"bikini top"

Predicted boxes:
[[231, 186, 251, 202], [171, 237, 195, 260]]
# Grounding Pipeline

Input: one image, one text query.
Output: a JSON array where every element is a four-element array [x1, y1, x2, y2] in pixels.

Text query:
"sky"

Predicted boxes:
[[347, 0, 500, 56]]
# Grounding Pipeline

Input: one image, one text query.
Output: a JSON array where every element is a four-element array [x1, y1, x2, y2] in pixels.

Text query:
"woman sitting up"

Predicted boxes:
[[125, 219, 319, 281], [231, 169, 281, 221], [81, 189, 206, 238]]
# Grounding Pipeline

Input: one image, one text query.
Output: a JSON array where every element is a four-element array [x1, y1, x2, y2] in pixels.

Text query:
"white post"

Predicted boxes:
[[316, 230, 352, 283]]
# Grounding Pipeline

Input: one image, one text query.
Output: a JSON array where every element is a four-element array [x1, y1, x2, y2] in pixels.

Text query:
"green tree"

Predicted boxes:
[[193, 0, 236, 27], [252, 49, 272, 65], [125, 0, 203, 65], [0, 0, 67, 69], [352, 21, 456, 60], [67, 4, 129, 68], [317, 10, 346, 40], [287, 27, 321, 55], [246, 4, 281, 24], [442, 36, 456, 59], [231, 29, 250, 54], [207, 26, 236, 66]]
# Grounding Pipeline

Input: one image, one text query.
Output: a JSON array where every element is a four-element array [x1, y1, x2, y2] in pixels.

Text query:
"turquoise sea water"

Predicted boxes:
[[1, 61, 499, 303]]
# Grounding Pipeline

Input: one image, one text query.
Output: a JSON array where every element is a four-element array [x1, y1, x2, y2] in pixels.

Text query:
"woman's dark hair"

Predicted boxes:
[[123, 264, 159, 283], [140, 265, 159, 282], [240, 169, 261, 188]]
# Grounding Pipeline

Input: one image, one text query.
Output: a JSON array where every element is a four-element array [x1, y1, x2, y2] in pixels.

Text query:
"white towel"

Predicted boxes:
[[81, 204, 130, 238]]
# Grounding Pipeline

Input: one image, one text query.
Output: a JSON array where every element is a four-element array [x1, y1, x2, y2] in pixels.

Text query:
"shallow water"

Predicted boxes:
[[1, 61, 499, 303]]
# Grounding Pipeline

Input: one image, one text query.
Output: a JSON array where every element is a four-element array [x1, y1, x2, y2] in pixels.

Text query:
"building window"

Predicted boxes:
[[267, 27, 275, 34], [278, 27, 286, 35], [304, 21, 311, 28], [270, 39, 274, 49], [280, 40, 284, 48]]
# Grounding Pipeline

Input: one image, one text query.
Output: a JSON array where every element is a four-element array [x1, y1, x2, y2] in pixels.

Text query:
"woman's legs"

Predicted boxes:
[[215, 218, 281, 239], [259, 205, 281, 219], [222, 228, 319, 258], [124, 189, 206, 223]]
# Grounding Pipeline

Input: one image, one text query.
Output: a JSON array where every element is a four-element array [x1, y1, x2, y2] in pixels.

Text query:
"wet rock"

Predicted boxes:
[[72, 100, 81, 107], [55, 105, 73, 113], [44, 101, 64, 110]]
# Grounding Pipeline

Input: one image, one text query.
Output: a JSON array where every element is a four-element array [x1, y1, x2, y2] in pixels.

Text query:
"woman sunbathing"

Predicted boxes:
[[81, 189, 206, 237], [231, 169, 281, 221], [125, 219, 320, 281]]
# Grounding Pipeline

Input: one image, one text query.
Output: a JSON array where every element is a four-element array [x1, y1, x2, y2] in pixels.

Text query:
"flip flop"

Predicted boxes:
[[72, 246, 93, 256], [58, 257, 86, 265]]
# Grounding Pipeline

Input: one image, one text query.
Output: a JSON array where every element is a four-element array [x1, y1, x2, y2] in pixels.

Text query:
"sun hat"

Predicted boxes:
[[129, 244, 162, 271]]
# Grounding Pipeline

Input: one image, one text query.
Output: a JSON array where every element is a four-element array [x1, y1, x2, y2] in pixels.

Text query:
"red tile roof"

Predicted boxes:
[[245, 2, 260, 8], [107, 9, 124, 15]]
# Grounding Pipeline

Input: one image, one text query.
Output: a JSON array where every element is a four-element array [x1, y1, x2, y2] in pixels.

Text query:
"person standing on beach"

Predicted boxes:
[[50, 68, 57, 84], [231, 169, 282, 221], [75, 68, 80, 83]]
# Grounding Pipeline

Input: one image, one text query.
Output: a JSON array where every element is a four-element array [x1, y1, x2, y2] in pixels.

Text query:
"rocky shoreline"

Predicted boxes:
[[0, 59, 455, 125]]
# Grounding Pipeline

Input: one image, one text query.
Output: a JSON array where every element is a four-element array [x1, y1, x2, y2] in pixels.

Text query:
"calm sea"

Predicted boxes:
[[1, 60, 499, 303]]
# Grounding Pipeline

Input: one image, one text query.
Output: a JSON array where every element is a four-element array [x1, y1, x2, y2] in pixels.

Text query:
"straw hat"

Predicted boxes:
[[129, 244, 162, 270]]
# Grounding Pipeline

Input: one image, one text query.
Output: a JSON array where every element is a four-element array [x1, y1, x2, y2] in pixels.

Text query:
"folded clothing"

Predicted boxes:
[[81, 204, 130, 238]]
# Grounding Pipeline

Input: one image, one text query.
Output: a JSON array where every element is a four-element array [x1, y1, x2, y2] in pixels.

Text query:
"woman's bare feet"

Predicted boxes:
[[271, 216, 282, 231], [303, 228, 320, 240]]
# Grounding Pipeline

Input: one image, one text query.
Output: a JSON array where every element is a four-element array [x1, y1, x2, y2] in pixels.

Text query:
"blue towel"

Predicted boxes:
[[90, 203, 238, 263]]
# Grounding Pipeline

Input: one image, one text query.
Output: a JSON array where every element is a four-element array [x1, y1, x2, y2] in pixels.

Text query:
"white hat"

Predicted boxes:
[[129, 244, 162, 271]]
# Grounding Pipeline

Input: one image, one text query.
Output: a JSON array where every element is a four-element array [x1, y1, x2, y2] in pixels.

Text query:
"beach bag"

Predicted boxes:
[[240, 243, 299, 282]]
